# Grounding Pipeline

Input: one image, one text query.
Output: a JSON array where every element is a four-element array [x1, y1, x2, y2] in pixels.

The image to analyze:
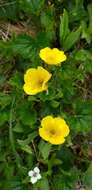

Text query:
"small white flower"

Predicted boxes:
[[28, 167, 41, 184]]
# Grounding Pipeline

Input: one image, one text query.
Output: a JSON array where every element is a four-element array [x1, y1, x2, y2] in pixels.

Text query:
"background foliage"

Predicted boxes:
[[0, 0, 92, 189]]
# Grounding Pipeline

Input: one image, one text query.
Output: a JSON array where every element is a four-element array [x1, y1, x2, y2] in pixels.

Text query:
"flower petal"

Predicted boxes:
[[41, 115, 54, 129], [49, 136, 65, 145], [28, 170, 34, 177], [23, 83, 47, 95], [23, 83, 39, 95], [39, 47, 51, 61], [34, 167, 40, 174], [24, 68, 37, 83], [37, 174, 42, 180], [30, 177, 38, 184], [54, 117, 70, 137], [53, 48, 66, 63], [39, 127, 49, 141], [38, 66, 52, 83]]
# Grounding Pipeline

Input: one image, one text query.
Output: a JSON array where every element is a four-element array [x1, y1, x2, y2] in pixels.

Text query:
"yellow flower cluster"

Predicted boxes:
[[23, 47, 66, 95], [23, 47, 69, 145]]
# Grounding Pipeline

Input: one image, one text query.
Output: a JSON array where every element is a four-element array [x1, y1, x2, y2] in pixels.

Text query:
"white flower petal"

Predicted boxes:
[[30, 177, 38, 184], [37, 174, 42, 180], [34, 167, 40, 174], [28, 170, 34, 177]]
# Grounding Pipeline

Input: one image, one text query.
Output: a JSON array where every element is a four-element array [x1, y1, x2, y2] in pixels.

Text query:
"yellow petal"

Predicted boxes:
[[54, 117, 70, 137], [41, 115, 54, 129], [23, 83, 47, 95], [53, 48, 66, 63], [39, 127, 49, 141], [24, 68, 37, 83], [49, 136, 65, 145], [23, 83, 39, 95], [39, 47, 51, 60], [37, 66, 52, 83]]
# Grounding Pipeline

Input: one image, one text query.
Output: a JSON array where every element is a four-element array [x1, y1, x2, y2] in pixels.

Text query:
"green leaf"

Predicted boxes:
[[0, 111, 9, 127], [60, 9, 69, 46], [0, 92, 11, 109], [17, 101, 37, 126], [74, 49, 92, 62], [84, 60, 92, 74], [13, 123, 24, 133], [50, 100, 60, 108], [53, 174, 70, 190], [81, 21, 91, 44], [88, 4, 92, 27], [3, 176, 28, 190], [63, 26, 81, 51], [12, 34, 36, 59], [69, 100, 92, 132], [36, 177, 50, 190], [21, 132, 38, 144], [9, 72, 23, 89], [83, 163, 92, 188], [40, 6, 55, 41], [17, 139, 32, 154], [19, 0, 45, 15], [38, 140, 52, 160], [0, 0, 19, 20]]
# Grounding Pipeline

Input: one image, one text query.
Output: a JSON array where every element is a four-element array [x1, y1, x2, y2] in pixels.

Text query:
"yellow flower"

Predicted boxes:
[[39, 116, 70, 145], [39, 47, 67, 65], [23, 66, 52, 95]]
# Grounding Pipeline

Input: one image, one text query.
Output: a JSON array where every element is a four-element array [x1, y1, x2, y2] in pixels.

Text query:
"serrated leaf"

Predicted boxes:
[[69, 100, 92, 132], [53, 174, 70, 190], [83, 163, 92, 188], [84, 61, 92, 74], [63, 26, 81, 51], [41, 6, 55, 41], [0, 111, 9, 127], [37, 177, 50, 190], [17, 139, 32, 154], [38, 140, 52, 160], [0, 92, 11, 109], [17, 102, 37, 126], [12, 34, 36, 59], [74, 49, 92, 62], [9, 72, 23, 89], [0, 0, 18, 20], [20, 0, 45, 15], [13, 123, 24, 133], [3, 176, 28, 190], [50, 100, 60, 108], [21, 131, 38, 144]]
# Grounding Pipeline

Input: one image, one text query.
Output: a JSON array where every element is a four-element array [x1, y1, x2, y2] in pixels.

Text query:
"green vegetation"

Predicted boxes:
[[0, 0, 92, 189]]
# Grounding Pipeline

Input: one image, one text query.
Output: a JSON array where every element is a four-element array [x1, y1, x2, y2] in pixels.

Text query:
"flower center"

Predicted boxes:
[[37, 79, 43, 87], [49, 129, 56, 136], [33, 172, 38, 177]]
